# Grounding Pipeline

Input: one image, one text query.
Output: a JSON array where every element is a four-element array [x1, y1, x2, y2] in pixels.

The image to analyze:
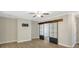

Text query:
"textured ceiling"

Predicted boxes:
[[0, 11, 78, 21]]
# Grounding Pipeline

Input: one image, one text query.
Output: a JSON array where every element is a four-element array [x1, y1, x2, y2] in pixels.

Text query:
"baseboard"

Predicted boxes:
[[58, 43, 72, 48], [32, 38, 39, 40], [0, 39, 32, 44], [0, 40, 17, 44], [17, 39, 32, 43], [72, 42, 76, 48]]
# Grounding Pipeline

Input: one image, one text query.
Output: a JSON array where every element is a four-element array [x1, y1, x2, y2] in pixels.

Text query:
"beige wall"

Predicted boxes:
[[0, 17, 39, 44], [17, 19, 32, 42], [0, 17, 17, 44]]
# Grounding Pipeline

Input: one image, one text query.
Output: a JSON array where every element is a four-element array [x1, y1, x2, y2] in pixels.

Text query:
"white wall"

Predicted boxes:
[[48, 14, 76, 47], [0, 17, 17, 44], [68, 14, 77, 47], [17, 19, 32, 42], [76, 17, 79, 43], [58, 15, 72, 47], [31, 21, 39, 39]]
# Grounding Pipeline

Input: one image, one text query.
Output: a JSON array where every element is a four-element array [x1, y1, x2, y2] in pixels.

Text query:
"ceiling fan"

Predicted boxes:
[[29, 11, 50, 18]]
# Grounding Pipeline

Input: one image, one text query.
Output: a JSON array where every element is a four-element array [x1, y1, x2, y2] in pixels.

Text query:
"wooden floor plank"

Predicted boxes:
[[0, 39, 71, 48]]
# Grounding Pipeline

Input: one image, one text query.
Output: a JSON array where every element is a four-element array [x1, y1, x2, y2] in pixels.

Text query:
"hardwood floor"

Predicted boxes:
[[0, 39, 67, 48]]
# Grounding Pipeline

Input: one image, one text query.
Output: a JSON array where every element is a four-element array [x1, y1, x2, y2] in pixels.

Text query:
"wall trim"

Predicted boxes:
[[58, 43, 72, 48], [17, 39, 32, 43], [0, 39, 32, 44], [72, 42, 77, 48], [0, 40, 17, 44], [32, 38, 39, 40]]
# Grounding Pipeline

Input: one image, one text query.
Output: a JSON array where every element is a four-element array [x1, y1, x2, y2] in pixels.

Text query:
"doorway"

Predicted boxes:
[[49, 22, 58, 44], [39, 19, 63, 44]]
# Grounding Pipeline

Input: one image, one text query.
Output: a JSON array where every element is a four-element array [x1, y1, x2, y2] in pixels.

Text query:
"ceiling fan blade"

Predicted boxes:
[[33, 15, 37, 17], [41, 15, 44, 17], [43, 13, 49, 15]]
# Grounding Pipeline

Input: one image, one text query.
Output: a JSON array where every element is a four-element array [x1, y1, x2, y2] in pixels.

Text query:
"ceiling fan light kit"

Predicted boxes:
[[29, 11, 49, 18]]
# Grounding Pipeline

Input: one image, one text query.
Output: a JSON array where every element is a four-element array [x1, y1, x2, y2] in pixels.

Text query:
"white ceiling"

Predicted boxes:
[[0, 11, 79, 21]]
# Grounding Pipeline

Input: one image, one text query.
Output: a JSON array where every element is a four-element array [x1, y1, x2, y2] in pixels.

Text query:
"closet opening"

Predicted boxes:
[[39, 19, 63, 44]]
